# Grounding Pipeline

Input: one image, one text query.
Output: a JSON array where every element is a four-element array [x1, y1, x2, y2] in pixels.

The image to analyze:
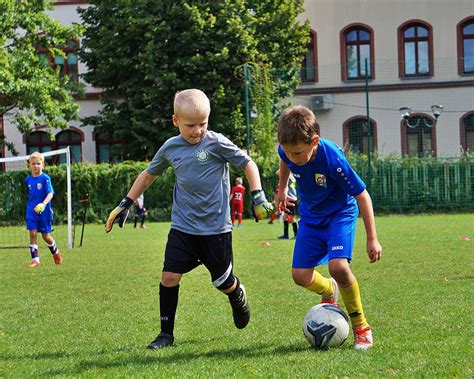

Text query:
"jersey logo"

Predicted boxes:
[[315, 173, 327, 188], [195, 150, 210, 163], [36, 183, 43, 190]]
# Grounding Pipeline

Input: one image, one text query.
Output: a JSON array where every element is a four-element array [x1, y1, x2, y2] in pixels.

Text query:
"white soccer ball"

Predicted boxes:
[[302, 303, 350, 349]]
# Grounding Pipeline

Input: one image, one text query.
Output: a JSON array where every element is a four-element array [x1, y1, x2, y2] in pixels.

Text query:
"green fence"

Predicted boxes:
[[1, 157, 473, 226]]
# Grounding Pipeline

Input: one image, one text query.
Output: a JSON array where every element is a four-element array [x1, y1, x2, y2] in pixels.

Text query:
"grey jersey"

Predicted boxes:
[[147, 130, 251, 235]]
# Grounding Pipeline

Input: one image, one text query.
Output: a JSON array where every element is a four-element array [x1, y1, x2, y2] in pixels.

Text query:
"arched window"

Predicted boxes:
[[460, 112, 474, 153], [398, 20, 433, 77], [340, 24, 375, 81], [343, 117, 377, 154], [93, 130, 127, 163], [26, 131, 53, 154], [401, 114, 437, 157], [56, 129, 82, 163], [457, 17, 474, 75], [301, 30, 318, 83]]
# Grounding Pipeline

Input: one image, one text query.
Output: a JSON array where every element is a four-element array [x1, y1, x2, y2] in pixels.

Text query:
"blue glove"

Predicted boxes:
[[105, 197, 134, 233], [251, 190, 274, 222]]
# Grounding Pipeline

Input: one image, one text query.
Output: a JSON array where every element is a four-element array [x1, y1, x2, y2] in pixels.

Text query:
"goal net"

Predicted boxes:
[[0, 147, 73, 249]]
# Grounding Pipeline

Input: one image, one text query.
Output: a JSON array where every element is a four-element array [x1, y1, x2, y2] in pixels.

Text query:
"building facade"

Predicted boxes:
[[1, 0, 473, 163]]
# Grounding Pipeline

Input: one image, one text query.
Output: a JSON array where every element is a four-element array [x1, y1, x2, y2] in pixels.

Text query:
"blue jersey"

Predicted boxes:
[[278, 138, 365, 225], [25, 173, 54, 221]]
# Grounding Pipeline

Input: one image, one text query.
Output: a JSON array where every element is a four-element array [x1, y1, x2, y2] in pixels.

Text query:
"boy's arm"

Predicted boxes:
[[34, 192, 54, 214], [354, 189, 382, 263], [105, 170, 156, 232], [277, 160, 295, 211], [243, 160, 274, 221]]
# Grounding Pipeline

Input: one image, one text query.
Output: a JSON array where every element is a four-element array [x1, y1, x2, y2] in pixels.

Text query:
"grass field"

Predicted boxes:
[[1, 214, 473, 378]]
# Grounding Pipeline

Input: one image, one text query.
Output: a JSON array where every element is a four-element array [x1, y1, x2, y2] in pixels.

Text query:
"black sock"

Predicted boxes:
[[283, 221, 289, 236], [134, 217, 138, 228], [160, 283, 179, 336], [141, 215, 146, 226], [292, 222, 298, 237], [227, 277, 243, 303]]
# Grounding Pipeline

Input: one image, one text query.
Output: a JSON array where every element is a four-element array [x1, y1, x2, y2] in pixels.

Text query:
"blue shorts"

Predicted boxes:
[[292, 210, 358, 268], [26, 219, 53, 234]]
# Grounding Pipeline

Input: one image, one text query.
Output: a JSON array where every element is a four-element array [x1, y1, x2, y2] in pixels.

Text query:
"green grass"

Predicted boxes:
[[1, 214, 473, 378]]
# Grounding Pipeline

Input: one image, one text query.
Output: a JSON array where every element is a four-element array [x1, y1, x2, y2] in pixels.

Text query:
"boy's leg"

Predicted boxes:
[[148, 273, 181, 350], [28, 229, 40, 267], [292, 222, 298, 237], [295, 269, 338, 304], [339, 278, 372, 350], [278, 220, 289, 239], [42, 233, 62, 265], [134, 216, 138, 228], [140, 215, 147, 228], [220, 275, 250, 329]]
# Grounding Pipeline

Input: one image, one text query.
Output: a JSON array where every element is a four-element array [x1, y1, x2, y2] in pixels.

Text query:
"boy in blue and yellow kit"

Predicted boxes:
[[26, 152, 63, 267], [276, 105, 382, 350]]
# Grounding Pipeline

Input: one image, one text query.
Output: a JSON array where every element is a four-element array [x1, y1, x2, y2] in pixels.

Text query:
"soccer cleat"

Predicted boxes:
[[278, 234, 289, 239], [53, 250, 63, 265], [147, 333, 174, 350], [140, 225, 147, 229], [230, 284, 250, 329], [353, 325, 373, 350], [28, 260, 41, 268], [321, 278, 339, 306]]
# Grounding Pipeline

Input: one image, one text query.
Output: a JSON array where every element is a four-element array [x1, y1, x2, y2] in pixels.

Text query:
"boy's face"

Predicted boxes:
[[172, 109, 209, 145], [28, 158, 44, 176], [280, 135, 319, 166]]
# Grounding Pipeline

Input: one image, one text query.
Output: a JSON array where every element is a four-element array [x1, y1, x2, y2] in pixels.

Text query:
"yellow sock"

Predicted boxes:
[[304, 271, 333, 298], [339, 278, 369, 328]]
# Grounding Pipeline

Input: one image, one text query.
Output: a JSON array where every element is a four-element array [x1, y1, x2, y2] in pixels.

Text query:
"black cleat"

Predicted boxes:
[[147, 332, 174, 350], [230, 284, 250, 329]]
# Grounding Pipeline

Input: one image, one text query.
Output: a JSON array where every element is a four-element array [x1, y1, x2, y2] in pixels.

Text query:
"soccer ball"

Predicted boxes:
[[302, 303, 350, 349]]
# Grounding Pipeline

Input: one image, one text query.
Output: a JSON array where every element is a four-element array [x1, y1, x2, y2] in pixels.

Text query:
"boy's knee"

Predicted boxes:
[[292, 270, 312, 287], [161, 272, 181, 287]]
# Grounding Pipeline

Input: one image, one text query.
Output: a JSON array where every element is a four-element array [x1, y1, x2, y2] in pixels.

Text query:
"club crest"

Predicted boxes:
[[315, 173, 327, 187], [195, 149, 210, 163], [36, 183, 43, 190]]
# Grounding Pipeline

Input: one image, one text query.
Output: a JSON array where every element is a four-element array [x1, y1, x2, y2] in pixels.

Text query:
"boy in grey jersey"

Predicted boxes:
[[105, 89, 273, 350]]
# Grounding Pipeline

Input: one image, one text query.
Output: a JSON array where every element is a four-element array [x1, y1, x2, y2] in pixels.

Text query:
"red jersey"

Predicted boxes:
[[230, 185, 246, 204]]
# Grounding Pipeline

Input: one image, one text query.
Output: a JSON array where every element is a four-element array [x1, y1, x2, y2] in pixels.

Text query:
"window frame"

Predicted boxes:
[[342, 116, 378, 154], [460, 111, 474, 153], [340, 23, 375, 81], [398, 20, 434, 78], [301, 29, 318, 83], [457, 16, 474, 76], [37, 39, 80, 83], [400, 113, 437, 157], [92, 131, 128, 163]]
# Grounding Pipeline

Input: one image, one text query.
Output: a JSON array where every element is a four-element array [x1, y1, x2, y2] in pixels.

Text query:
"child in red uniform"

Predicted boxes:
[[230, 177, 246, 228]]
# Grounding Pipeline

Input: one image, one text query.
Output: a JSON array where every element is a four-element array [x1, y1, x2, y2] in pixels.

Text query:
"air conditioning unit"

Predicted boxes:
[[311, 95, 333, 111]]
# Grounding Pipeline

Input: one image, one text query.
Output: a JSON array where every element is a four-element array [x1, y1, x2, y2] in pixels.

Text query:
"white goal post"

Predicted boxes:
[[0, 147, 73, 248]]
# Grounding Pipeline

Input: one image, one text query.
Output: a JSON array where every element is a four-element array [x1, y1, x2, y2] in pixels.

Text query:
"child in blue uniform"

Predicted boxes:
[[25, 152, 63, 267], [105, 89, 273, 350], [276, 105, 382, 350]]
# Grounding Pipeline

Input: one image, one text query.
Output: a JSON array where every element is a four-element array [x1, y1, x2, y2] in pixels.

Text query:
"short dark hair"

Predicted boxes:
[[277, 105, 318, 145]]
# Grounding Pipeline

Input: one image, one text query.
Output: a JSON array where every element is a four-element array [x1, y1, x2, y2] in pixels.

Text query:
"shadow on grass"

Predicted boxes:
[[41, 341, 309, 376]]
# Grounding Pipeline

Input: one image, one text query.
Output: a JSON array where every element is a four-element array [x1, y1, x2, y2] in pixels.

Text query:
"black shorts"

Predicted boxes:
[[163, 228, 234, 287], [285, 203, 297, 216]]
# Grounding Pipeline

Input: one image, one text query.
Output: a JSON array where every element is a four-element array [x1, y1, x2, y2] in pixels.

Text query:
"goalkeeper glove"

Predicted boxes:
[[105, 196, 134, 233], [251, 190, 274, 222], [34, 203, 46, 214]]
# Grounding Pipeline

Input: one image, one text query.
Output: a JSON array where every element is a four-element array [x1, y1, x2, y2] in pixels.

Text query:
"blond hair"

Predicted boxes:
[[28, 151, 45, 164], [174, 89, 210, 116], [235, 177, 243, 185]]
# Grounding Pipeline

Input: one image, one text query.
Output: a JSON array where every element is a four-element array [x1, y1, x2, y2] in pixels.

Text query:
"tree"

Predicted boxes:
[[0, 0, 83, 154], [79, 0, 309, 164]]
